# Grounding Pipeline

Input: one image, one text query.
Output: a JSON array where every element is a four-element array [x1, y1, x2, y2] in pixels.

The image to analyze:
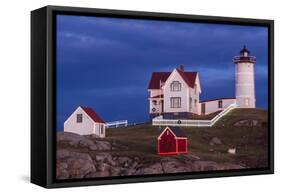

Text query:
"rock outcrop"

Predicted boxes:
[[56, 132, 245, 180]]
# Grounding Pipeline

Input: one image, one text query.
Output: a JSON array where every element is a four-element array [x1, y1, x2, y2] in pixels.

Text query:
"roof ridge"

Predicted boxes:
[[176, 69, 193, 87], [148, 70, 198, 89]]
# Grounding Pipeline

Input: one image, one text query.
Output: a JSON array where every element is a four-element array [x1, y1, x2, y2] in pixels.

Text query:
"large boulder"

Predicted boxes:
[[192, 161, 218, 171], [79, 139, 95, 148], [95, 140, 111, 150], [161, 158, 192, 173], [216, 163, 245, 170], [97, 162, 111, 172], [118, 156, 132, 167], [57, 132, 84, 147], [191, 160, 244, 171], [135, 163, 163, 175], [56, 149, 96, 179], [57, 132, 112, 151], [110, 166, 122, 176]]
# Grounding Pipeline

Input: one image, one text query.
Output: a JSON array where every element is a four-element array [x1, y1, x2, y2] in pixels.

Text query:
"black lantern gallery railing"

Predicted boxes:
[[233, 56, 256, 63]]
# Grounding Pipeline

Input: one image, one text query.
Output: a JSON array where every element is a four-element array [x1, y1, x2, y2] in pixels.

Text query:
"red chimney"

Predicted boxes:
[[178, 64, 185, 72]]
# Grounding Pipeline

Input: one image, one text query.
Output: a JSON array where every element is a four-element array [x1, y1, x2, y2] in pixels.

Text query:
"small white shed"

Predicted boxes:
[[200, 98, 236, 115], [64, 106, 106, 137]]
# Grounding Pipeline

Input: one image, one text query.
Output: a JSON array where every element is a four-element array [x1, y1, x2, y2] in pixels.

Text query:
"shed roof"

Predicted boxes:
[[159, 126, 187, 138], [81, 106, 105, 123]]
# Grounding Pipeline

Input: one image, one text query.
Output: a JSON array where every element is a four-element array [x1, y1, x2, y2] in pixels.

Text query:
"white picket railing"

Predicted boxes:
[[106, 120, 128, 128], [152, 103, 237, 127]]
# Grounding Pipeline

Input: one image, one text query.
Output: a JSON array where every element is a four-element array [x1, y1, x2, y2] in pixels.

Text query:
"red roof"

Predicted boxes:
[[158, 126, 187, 139], [81, 106, 105, 123], [148, 69, 197, 89]]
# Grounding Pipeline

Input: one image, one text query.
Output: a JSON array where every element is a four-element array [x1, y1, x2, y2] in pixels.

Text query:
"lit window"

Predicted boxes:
[[171, 97, 181, 108], [170, 81, 181, 91], [76, 114, 83, 123]]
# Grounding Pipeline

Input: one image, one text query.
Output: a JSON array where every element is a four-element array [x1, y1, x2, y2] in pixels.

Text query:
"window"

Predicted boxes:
[[194, 84, 197, 94], [189, 97, 192, 111], [170, 97, 181, 108], [194, 99, 197, 108], [152, 100, 157, 105], [170, 81, 181, 91], [76, 114, 83, 123], [218, 100, 223, 108]]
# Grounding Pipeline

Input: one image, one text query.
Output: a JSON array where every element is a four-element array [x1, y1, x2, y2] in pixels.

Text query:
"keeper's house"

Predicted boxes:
[[148, 64, 235, 119], [64, 106, 106, 137]]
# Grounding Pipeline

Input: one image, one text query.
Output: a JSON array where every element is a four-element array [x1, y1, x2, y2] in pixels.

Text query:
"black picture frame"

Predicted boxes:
[[31, 5, 274, 188]]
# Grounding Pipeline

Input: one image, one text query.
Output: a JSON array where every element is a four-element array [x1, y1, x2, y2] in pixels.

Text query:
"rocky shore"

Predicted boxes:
[[56, 132, 244, 180]]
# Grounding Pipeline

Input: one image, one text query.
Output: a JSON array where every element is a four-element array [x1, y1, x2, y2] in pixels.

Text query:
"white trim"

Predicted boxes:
[[153, 103, 237, 127], [106, 120, 128, 128], [158, 127, 177, 139]]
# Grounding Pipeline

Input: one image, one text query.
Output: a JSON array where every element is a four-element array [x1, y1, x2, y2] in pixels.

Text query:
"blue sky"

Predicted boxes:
[[56, 15, 268, 130]]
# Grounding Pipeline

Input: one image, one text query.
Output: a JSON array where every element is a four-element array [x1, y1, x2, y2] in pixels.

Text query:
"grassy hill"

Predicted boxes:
[[106, 108, 268, 168]]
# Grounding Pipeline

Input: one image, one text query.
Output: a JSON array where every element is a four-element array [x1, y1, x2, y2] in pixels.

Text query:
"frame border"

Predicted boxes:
[[31, 5, 274, 188]]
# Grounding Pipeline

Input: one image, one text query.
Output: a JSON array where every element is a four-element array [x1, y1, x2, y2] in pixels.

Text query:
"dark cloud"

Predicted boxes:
[[56, 15, 268, 130]]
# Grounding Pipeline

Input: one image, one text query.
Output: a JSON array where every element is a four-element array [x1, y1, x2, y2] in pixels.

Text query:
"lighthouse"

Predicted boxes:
[[233, 46, 256, 108]]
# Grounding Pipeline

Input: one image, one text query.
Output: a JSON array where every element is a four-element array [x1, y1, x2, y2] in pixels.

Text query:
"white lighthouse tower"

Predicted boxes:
[[233, 46, 256, 108]]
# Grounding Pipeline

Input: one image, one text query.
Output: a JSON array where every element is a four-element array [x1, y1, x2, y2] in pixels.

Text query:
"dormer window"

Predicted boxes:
[[170, 81, 181, 91]]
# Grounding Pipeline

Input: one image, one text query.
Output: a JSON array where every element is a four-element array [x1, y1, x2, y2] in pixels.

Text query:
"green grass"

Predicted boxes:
[[104, 108, 268, 168]]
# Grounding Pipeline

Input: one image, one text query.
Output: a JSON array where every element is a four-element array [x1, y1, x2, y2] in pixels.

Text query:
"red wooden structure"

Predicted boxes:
[[158, 126, 188, 155]]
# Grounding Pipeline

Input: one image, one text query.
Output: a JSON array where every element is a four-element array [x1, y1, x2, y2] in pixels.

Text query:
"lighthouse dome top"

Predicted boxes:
[[233, 45, 256, 64], [240, 45, 250, 56]]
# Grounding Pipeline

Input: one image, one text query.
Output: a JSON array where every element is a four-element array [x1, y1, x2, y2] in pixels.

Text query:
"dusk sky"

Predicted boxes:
[[56, 15, 268, 130]]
